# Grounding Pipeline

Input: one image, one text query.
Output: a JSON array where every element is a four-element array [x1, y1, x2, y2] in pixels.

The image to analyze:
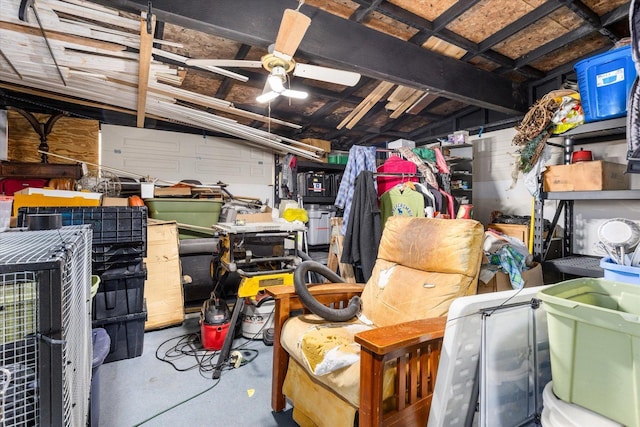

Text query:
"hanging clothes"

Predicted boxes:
[[280, 154, 296, 199], [396, 146, 439, 188], [341, 171, 381, 282], [379, 184, 425, 229], [335, 145, 377, 235], [414, 182, 436, 211], [376, 155, 419, 197]]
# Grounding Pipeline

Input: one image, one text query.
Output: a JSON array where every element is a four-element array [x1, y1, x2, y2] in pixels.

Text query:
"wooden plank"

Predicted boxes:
[[345, 81, 394, 129], [337, 81, 394, 130], [137, 14, 155, 128], [389, 89, 425, 119], [0, 21, 126, 51]]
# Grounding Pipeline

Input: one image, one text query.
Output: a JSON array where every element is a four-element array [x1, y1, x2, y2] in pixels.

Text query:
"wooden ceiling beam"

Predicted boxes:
[[86, 0, 528, 114], [136, 13, 155, 127]]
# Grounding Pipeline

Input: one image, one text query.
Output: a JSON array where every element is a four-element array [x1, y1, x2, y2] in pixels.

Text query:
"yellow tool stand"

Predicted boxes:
[[211, 221, 306, 378]]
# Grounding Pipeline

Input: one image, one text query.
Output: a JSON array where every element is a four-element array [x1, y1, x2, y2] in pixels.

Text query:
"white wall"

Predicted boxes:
[[471, 128, 640, 256], [100, 124, 274, 203]]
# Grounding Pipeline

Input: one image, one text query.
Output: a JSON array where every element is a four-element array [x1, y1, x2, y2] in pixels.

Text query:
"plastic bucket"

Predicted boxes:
[[91, 328, 111, 427]]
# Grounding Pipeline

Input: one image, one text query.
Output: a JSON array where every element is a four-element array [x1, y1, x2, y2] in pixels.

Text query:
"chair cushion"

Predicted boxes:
[[361, 217, 484, 326], [281, 314, 394, 407], [378, 216, 483, 276]]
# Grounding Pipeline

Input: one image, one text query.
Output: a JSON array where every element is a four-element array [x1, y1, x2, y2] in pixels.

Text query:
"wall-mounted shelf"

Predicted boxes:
[[533, 117, 634, 277]]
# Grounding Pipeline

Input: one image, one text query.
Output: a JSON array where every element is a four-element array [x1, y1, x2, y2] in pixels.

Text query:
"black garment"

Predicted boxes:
[[341, 170, 382, 282]]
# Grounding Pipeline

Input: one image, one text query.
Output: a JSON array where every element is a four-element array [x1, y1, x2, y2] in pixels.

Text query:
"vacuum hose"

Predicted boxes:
[[293, 260, 361, 322]]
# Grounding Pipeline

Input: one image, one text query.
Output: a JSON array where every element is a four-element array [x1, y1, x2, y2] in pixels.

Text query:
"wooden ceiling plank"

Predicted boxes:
[[86, 0, 527, 114], [37, 0, 140, 31], [406, 92, 437, 115], [136, 13, 155, 127], [0, 81, 136, 115], [337, 81, 394, 129], [389, 89, 424, 119], [346, 81, 394, 129], [146, 82, 302, 129], [0, 21, 127, 52]]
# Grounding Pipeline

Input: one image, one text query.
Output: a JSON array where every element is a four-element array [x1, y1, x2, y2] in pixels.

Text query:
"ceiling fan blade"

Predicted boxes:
[[273, 9, 311, 59], [185, 59, 263, 68], [293, 63, 361, 86], [282, 88, 308, 100]]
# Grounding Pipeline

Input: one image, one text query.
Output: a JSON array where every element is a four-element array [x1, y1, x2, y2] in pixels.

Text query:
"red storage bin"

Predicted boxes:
[[0, 178, 48, 196]]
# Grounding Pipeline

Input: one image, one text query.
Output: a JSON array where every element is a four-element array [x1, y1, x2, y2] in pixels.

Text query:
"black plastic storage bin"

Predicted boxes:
[[17, 206, 148, 249], [92, 303, 147, 363], [93, 262, 146, 319], [92, 245, 145, 276]]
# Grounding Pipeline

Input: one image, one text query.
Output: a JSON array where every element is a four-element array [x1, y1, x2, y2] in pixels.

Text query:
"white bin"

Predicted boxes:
[[307, 206, 333, 245]]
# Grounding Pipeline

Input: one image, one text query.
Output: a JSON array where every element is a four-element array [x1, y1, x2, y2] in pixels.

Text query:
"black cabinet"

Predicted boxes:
[[275, 157, 345, 206]]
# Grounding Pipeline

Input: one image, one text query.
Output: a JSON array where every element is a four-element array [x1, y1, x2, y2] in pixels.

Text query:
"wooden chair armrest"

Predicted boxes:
[[354, 316, 446, 356]]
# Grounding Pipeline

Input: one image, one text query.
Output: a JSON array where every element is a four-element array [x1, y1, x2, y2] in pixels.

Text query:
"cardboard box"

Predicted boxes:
[[543, 160, 629, 192], [154, 186, 192, 197], [488, 223, 530, 247], [236, 212, 274, 223], [477, 262, 544, 293], [144, 220, 185, 330], [301, 138, 331, 162], [102, 197, 129, 206]]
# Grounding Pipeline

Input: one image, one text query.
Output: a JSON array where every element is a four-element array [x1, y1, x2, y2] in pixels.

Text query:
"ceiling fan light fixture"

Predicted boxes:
[[267, 73, 285, 92], [282, 89, 308, 99], [256, 91, 280, 103]]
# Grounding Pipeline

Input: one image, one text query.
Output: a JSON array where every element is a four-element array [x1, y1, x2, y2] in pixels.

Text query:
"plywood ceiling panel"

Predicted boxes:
[[467, 56, 501, 72], [428, 99, 467, 116], [364, 10, 419, 41], [304, 0, 359, 19], [162, 24, 241, 59], [180, 71, 223, 96], [447, 0, 546, 43], [581, 0, 631, 15], [423, 36, 467, 59], [493, 7, 583, 60], [529, 32, 611, 72], [389, 0, 458, 22]]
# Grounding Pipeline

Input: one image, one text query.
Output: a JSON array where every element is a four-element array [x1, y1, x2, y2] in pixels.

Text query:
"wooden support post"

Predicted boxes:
[[137, 13, 155, 128], [326, 217, 356, 283]]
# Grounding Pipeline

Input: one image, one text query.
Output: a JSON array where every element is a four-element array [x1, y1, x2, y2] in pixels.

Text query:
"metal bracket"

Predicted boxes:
[[18, 0, 67, 86], [146, 1, 153, 34]]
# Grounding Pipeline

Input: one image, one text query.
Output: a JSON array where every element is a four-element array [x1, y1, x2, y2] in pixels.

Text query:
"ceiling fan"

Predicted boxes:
[[185, 4, 361, 103]]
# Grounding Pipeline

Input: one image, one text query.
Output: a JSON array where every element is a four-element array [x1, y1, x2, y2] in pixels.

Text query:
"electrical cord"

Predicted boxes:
[[141, 298, 276, 424]]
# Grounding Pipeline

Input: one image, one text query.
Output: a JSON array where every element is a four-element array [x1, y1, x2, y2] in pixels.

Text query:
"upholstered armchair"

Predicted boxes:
[[267, 216, 484, 427]]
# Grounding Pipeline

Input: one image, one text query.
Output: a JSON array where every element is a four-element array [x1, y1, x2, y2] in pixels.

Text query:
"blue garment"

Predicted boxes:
[[490, 245, 527, 289], [334, 146, 377, 235]]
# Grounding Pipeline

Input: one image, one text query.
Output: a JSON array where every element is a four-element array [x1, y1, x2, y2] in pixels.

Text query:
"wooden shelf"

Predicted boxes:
[[0, 161, 84, 179]]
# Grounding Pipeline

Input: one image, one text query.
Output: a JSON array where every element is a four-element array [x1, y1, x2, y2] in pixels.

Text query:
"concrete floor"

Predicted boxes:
[[97, 314, 297, 427]]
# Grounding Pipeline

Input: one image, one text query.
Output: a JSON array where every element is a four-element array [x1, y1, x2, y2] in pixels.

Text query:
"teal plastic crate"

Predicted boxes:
[[538, 278, 640, 427]]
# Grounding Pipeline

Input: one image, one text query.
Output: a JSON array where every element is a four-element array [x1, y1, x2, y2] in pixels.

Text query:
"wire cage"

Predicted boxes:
[[0, 226, 93, 427]]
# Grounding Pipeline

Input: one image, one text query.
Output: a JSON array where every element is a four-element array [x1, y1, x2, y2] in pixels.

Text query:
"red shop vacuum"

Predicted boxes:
[[200, 296, 232, 351]]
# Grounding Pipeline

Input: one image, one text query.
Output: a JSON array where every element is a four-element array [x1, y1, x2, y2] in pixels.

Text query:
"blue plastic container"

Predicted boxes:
[[574, 45, 637, 123], [600, 257, 640, 285]]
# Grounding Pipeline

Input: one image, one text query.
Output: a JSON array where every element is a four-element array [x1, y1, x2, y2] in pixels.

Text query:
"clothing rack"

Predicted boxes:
[[373, 172, 420, 177]]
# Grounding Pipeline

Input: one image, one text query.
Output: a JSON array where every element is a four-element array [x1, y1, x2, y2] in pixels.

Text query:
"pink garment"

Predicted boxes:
[[433, 147, 450, 174], [376, 156, 419, 197]]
